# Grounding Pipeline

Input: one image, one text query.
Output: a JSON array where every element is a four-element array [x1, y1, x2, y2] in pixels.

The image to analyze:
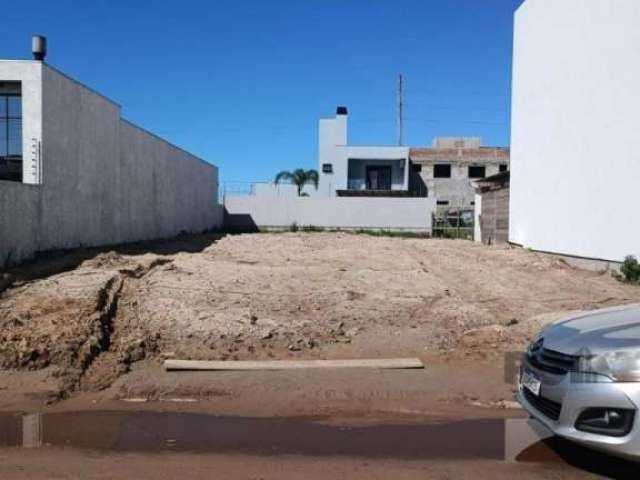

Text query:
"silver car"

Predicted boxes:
[[518, 304, 640, 460]]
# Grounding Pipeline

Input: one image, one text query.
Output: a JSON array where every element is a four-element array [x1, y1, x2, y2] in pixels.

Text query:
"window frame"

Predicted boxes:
[[0, 92, 23, 182]]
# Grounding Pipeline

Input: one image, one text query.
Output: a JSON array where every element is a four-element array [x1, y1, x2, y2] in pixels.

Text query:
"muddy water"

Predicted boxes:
[[0, 411, 637, 474]]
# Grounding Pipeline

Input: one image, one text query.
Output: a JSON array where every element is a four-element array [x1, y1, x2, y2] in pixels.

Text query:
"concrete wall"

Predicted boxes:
[[225, 196, 435, 231], [0, 182, 40, 265], [510, 0, 640, 262], [0, 61, 221, 267]]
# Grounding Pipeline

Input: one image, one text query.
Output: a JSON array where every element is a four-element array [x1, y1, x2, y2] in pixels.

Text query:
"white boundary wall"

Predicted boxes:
[[510, 0, 640, 262], [225, 196, 435, 231]]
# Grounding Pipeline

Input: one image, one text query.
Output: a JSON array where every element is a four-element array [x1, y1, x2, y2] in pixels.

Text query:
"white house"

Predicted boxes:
[[317, 107, 411, 196], [509, 0, 640, 264], [224, 107, 435, 231]]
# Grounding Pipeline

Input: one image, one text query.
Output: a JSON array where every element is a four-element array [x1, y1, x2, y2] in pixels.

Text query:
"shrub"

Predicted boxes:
[[613, 255, 640, 284], [289, 222, 299, 232]]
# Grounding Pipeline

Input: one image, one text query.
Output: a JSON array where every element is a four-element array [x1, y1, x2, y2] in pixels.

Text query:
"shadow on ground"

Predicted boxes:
[[1, 232, 226, 286]]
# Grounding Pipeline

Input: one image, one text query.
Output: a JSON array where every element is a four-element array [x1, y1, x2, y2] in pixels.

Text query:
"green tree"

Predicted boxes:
[[274, 169, 319, 196]]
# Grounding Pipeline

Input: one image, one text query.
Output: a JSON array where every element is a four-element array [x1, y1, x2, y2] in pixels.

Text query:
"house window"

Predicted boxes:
[[366, 166, 392, 190], [411, 163, 422, 173], [0, 83, 22, 182], [437, 200, 449, 206], [433, 164, 451, 178], [322, 163, 333, 174], [499, 163, 508, 172], [468, 166, 486, 178]]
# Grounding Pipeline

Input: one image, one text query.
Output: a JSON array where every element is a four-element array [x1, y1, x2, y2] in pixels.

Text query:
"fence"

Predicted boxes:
[[431, 206, 474, 240]]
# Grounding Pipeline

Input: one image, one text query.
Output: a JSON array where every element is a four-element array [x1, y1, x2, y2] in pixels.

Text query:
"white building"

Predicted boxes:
[[224, 106, 435, 231], [0, 37, 222, 266], [317, 107, 410, 196], [509, 0, 640, 263]]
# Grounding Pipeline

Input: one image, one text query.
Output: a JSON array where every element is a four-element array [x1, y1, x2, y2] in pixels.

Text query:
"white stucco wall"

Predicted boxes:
[[0, 61, 222, 266], [510, 0, 640, 262], [225, 196, 435, 231]]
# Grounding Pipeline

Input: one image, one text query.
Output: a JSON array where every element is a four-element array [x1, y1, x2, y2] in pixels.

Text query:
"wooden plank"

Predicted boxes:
[[164, 358, 424, 371]]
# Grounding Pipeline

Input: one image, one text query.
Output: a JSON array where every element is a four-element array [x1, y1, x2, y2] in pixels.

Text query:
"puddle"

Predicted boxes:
[[0, 411, 638, 474]]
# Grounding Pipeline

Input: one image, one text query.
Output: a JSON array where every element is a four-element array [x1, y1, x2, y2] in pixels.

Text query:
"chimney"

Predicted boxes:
[[336, 106, 348, 116], [32, 35, 47, 61]]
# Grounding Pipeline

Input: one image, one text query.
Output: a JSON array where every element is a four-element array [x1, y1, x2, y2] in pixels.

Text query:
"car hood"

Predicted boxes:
[[541, 304, 640, 355]]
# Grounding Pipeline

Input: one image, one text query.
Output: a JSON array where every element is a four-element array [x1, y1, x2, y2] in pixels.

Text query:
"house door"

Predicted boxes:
[[366, 166, 392, 190]]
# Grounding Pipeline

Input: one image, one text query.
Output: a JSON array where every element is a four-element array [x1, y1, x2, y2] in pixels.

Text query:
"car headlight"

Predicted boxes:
[[577, 351, 640, 382]]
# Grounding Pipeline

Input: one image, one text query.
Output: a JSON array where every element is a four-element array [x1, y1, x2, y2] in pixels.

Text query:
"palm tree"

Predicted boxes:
[[274, 169, 319, 196]]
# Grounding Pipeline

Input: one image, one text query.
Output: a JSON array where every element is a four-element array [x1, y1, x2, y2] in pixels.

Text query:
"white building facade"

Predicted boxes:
[[317, 107, 410, 196], [510, 0, 640, 262], [0, 43, 222, 266]]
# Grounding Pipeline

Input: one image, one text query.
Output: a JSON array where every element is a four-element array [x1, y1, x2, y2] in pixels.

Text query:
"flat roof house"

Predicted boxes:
[[317, 107, 413, 197], [224, 107, 436, 231], [0, 37, 222, 266]]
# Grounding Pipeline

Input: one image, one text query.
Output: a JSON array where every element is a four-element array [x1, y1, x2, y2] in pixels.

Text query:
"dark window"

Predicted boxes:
[[470, 201, 475, 206], [411, 163, 422, 173], [468, 166, 486, 178], [437, 200, 449, 206], [499, 163, 508, 172], [322, 163, 333, 174], [0, 86, 22, 182], [366, 166, 392, 190], [434, 164, 451, 178]]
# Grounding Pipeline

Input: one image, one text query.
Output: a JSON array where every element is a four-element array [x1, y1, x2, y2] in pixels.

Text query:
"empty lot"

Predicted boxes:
[[1, 231, 638, 408]]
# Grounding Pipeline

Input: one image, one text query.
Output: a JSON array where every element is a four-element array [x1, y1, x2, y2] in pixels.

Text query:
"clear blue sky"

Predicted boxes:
[[2, 0, 523, 185]]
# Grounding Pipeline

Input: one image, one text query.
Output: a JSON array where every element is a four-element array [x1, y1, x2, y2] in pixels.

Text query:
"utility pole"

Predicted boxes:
[[397, 74, 404, 146]]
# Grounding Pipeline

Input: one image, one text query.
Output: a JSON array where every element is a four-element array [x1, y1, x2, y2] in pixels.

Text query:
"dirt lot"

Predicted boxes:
[[2, 232, 638, 404], [1, 232, 640, 478]]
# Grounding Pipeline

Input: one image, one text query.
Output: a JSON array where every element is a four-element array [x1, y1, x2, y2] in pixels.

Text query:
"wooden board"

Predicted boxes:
[[164, 358, 424, 371]]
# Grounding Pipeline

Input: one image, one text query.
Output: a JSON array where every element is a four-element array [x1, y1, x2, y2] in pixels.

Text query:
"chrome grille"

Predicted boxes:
[[527, 340, 577, 375]]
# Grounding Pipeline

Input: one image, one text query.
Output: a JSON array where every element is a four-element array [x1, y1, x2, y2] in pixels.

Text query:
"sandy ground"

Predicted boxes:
[[1, 232, 638, 404], [2, 232, 640, 478]]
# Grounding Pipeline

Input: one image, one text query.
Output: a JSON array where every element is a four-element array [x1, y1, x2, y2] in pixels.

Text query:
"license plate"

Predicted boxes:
[[521, 371, 541, 396]]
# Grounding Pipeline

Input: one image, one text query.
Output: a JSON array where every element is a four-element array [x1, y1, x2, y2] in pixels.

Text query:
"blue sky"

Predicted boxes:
[[2, 0, 524, 185]]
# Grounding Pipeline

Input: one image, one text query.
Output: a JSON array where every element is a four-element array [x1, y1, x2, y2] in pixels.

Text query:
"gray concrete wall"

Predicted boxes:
[[225, 195, 435, 232], [118, 121, 221, 242], [0, 62, 221, 267], [0, 181, 40, 265]]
